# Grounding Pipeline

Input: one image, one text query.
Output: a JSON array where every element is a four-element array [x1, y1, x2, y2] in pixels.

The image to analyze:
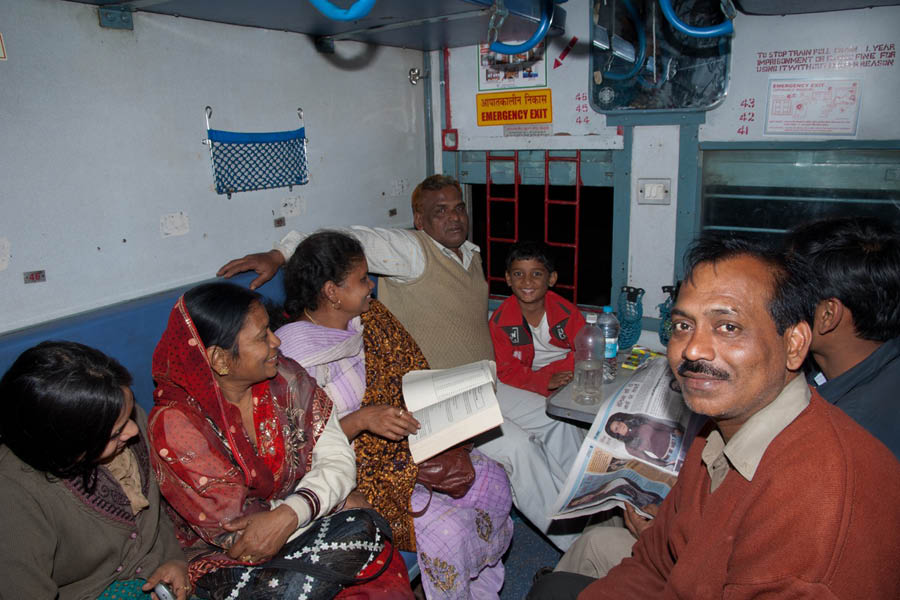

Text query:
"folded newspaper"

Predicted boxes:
[[550, 357, 709, 520]]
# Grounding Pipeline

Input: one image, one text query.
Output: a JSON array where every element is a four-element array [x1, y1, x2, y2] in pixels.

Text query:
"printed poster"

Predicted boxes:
[[764, 79, 861, 135], [478, 42, 547, 91]]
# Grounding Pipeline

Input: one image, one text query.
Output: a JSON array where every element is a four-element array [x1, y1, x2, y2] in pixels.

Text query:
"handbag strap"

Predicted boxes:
[[407, 483, 433, 518]]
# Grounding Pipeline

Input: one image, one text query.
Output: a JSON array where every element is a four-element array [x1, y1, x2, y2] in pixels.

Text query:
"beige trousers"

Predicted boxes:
[[553, 510, 637, 578]]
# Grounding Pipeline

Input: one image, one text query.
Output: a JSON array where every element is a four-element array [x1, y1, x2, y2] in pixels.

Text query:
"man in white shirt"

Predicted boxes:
[[219, 174, 586, 549]]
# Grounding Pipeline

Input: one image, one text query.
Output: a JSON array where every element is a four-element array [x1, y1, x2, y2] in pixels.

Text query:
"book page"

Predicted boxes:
[[407, 381, 503, 462], [402, 360, 496, 411]]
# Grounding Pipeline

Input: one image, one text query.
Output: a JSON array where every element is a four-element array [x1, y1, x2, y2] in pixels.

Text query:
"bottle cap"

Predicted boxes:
[[586, 312, 598, 323], [603, 306, 613, 313]]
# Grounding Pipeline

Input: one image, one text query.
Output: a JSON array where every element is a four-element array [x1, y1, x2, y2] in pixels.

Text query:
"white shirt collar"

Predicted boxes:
[[425, 234, 481, 270]]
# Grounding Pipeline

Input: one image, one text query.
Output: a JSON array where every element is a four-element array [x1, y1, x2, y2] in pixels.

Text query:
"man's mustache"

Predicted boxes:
[[677, 360, 730, 380]]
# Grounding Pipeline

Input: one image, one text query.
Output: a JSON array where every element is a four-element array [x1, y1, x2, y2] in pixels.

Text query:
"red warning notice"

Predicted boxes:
[[764, 79, 861, 136], [756, 43, 895, 73]]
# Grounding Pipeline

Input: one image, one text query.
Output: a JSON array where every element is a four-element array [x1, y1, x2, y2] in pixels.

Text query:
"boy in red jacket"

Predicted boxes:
[[489, 241, 586, 396]]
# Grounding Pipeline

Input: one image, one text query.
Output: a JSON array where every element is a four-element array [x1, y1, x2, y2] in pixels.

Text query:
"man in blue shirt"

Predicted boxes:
[[786, 216, 900, 460]]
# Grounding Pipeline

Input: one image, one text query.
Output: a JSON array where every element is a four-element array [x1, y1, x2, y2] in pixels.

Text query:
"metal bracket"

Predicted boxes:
[[487, 0, 509, 45], [202, 106, 213, 147], [315, 8, 489, 54], [408, 67, 429, 85], [720, 0, 738, 21], [98, 6, 134, 30]]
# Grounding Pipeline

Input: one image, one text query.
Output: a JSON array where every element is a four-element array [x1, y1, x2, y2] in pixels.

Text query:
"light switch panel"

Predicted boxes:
[[638, 178, 671, 205]]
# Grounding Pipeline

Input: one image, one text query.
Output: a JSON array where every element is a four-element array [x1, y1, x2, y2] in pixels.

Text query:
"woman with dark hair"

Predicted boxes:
[[604, 412, 684, 469], [274, 231, 514, 600], [0, 341, 190, 599], [148, 282, 413, 600]]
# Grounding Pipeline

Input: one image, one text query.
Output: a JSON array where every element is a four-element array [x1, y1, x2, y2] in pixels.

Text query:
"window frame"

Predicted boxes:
[[443, 143, 633, 310], [675, 137, 900, 281]]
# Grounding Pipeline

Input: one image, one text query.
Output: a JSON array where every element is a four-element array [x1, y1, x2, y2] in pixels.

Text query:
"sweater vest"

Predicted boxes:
[[377, 230, 494, 369]]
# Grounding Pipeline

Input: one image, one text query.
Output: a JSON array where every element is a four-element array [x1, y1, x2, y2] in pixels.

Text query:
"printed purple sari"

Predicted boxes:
[[277, 300, 514, 599]]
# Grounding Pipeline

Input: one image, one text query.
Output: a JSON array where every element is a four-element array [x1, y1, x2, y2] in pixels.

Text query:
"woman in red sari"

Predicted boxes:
[[148, 282, 412, 600]]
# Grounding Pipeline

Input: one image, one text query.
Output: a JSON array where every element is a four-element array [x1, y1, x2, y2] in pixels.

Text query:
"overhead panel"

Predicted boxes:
[[68, 0, 566, 51], [589, 0, 731, 113], [734, 0, 900, 15]]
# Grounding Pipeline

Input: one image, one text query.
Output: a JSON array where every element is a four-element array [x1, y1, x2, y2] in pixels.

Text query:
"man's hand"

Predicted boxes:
[[548, 371, 574, 390], [343, 489, 373, 510], [217, 249, 285, 290], [141, 559, 190, 600], [624, 503, 659, 538], [223, 504, 298, 564]]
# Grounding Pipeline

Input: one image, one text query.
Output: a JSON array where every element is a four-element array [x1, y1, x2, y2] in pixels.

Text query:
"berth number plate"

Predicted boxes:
[[23, 270, 46, 284]]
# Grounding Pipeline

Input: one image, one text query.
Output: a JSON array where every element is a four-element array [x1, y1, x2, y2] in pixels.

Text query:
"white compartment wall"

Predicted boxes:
[[0, 0, 425, 333], [435, 0, 623, 152], [702, 8, 900, 142], [435, 0, 900, 314], [628, 126, 680, 310]]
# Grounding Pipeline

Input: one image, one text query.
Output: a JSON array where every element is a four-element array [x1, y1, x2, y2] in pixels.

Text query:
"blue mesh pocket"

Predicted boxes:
[[207, 127, 308, 198], [657, 285, 678, 348], [617, 286, 644, 350]]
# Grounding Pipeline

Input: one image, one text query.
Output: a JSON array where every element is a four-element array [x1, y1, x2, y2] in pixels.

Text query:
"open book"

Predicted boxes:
[[550, 357, 709, 520], [401, 360, 504, 463]]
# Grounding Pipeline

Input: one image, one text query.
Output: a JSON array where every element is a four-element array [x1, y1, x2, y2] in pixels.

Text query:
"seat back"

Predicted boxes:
[[0, 272, 285, 412]]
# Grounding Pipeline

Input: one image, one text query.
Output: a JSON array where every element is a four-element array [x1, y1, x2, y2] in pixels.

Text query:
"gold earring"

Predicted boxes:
[[217, 366, 230, 376], [331, 299, 342, 310]]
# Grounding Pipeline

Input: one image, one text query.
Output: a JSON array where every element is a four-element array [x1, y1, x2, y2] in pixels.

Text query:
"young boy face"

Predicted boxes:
[[506, 258, 558, 307]]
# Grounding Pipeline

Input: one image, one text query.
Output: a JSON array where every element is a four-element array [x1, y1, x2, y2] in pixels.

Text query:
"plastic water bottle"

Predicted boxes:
[[573, 313, 604, 405], [597, 306, 620, 383]]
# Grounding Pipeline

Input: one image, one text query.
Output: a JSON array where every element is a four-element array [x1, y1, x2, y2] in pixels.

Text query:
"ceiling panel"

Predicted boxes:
[[734, 0, 900, 15], [67, 0, 568, 51]]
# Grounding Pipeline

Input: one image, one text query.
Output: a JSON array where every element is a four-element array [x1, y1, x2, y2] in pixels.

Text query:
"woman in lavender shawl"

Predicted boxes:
[[272, 231, 513, 599]]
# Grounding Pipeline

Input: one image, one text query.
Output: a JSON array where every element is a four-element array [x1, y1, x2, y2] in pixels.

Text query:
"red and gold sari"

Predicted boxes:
[[148, 296, 412, 600]]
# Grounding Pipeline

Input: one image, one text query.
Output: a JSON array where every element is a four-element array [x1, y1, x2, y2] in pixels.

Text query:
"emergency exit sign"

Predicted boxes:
[[476, 89, 553, 126]]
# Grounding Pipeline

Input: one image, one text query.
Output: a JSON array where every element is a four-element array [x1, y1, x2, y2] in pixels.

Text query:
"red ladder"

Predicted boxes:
[[545, 151, 582, 302], [484, 150, 583, 302], [485, 151, 519, 293]]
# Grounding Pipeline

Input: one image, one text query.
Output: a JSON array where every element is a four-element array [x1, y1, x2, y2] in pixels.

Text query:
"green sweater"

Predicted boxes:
[[0, 407, 184, 599]]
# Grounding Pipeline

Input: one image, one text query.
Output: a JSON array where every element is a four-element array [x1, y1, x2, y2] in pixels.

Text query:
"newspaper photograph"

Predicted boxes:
[[550, 357, 709, 520]]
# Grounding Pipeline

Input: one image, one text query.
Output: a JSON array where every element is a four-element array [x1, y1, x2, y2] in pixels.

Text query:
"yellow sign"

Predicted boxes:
[[476, 89, 552, 126]]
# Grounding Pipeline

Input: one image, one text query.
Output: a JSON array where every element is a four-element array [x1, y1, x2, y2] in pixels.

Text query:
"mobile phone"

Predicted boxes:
[[154, 582, 176, 600]]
